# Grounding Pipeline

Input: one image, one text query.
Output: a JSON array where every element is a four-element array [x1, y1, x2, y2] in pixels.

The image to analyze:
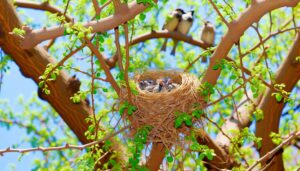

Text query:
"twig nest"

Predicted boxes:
[[121, 70, 201, 144]]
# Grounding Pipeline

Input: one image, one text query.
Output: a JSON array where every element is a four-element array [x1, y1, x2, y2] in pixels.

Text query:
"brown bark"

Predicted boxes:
[[146, 143, 165, 171], [255, 33, 300, 171], [130, 30, 208, 49], [0, 0, 126, 166], [15, 0, 157, 49]]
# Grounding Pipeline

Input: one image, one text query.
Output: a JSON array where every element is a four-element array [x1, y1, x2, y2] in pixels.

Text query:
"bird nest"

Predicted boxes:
[[120, 70, 201, 145]]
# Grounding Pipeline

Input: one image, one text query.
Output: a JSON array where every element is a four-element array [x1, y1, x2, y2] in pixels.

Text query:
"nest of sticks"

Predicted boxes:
[[121, 70, 201, 145]]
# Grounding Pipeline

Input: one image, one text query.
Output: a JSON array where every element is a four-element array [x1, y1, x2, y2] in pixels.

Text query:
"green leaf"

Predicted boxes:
[[275, 93, 283, 102], [185, 119, 192, 126], [192, 109, 204, 119], [139, 13, 146, 21], [167, 156, 173, 163], [175, 117, 183, 128], [212, 64, 219, 70]]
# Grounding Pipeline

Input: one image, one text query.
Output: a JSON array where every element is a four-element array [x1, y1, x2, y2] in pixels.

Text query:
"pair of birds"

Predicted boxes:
[[139, 77, 179, 93], [161, 8, 215, 61]]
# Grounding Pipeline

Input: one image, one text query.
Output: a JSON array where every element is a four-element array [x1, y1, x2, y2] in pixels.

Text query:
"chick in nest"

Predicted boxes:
[[164, 77, 180, 92]]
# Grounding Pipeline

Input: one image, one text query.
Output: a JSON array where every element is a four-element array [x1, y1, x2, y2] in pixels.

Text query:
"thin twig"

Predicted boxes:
[[246, 131, 300, 171], [0, 126, 130, 155], [123, 23, 132, 102], [208, 0, 229, 26]]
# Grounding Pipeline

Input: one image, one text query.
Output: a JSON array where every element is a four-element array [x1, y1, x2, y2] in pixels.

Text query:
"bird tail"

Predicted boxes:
[[161, 39, 168, 51], [171, 40, 178, 56]]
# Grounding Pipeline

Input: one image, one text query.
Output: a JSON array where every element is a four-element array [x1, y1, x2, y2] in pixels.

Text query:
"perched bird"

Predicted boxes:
[[161, 8, 185, 51], [67, 75, 81, 95], [171, 10, 194, 56], [200, 21, 215, 62]]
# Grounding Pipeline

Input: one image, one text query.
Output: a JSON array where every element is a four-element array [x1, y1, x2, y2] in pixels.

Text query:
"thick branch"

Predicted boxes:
[[146, 143, 165, 171], [255, 32, 300, 170], [16, 1, 157, 49]]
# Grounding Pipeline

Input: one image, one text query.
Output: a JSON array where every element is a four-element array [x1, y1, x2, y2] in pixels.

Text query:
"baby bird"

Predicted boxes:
[[161, 8, 185, 51], [171, 10, 194, 55], [165, 78, 179, 92], [153, 79, 167, 93], [200, 21, 215, 62]]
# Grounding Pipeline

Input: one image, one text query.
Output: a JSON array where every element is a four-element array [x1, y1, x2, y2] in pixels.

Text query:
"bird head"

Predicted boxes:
[[175, 8, 185, 15]]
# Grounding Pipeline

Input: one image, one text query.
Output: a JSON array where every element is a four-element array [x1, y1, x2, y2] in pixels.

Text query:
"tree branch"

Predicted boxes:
[[85, 38, 121, 95], [14, 0, 72, 22], [15, 0, 157, 49], [130, 30, 208, 49], [247, 131, 300, 171], [0, 126, 130, 156], [255, 32, 300, 171]]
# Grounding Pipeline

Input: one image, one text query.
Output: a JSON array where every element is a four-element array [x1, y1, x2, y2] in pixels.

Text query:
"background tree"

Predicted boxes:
[[0, 0, 299, 170]]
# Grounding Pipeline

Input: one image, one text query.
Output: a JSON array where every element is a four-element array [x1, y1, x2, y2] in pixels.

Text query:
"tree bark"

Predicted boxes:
[[256, 32, 300, 171], [0, 0, 126, 166]]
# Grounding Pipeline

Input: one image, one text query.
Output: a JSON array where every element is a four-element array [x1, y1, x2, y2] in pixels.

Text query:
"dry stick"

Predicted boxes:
[[246, 131, 300, 171], [208, 0, 229, 26], [85, 38, 121, 96], [0, 125, 130, 156], [123, 23, 132, 102], [114, 27, 124, 71]]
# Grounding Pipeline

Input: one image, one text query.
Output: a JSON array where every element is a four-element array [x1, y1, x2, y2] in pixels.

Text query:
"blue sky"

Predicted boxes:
[[0, 61, 43, 171]]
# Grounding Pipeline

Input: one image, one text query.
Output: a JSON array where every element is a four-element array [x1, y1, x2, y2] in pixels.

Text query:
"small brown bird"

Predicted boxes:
[[161, 8, 185, 51], [67, 75, 81, 95], [200, 21, 215, 62]]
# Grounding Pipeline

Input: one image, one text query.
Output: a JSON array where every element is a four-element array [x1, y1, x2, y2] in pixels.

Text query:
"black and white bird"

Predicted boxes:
[[200, 21, 215, 62], [161, 8, 185, 51], [171, 10, 194, 56]]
